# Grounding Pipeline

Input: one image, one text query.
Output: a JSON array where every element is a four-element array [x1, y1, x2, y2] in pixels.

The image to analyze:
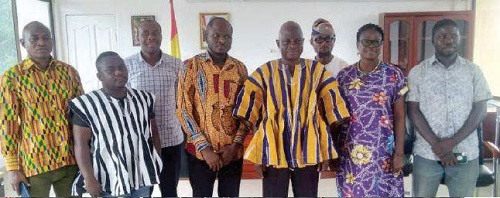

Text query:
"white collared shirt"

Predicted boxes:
[[407, 55, 492, 160]]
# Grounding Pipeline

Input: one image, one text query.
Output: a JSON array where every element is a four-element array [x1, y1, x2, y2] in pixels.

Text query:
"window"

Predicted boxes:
[[0, 0, 54, 74], [15, 0, 53, 59], [0, 0, 18, 73]]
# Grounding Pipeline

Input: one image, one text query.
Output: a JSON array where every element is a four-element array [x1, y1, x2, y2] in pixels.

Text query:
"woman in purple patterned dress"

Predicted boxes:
[[335, 24, 408, 197]]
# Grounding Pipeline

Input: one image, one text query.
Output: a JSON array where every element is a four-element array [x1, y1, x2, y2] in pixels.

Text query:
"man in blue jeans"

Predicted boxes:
[[407, 18, 492, 197]]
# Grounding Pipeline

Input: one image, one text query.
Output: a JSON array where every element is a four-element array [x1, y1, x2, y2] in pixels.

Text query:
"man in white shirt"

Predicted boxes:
[[407, 18, 492, 197]]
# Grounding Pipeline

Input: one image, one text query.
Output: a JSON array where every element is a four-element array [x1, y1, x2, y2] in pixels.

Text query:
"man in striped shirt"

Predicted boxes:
[[70, 51, 162, 197], [0, 21, 83, 197], [233, 21, 350, 197]]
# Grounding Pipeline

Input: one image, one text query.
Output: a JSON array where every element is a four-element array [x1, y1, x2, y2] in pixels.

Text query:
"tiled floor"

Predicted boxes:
[[2, 162, 498, 197]]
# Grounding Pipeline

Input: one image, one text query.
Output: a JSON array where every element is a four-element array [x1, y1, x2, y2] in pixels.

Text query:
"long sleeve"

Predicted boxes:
[[0, 72, 22, 171], [72, 68, 85, 96], [317, 70, 350, 125], [176, 59, 210, 152], [233, 69, 265, 165], [232, 66, 250, 144], [233, 72, 264, 128]]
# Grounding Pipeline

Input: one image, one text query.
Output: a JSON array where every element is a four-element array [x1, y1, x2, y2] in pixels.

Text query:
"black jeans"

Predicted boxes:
[[263, 165, 319, 197], [159, 144, 182, 197], [187, 154, 243, 197]]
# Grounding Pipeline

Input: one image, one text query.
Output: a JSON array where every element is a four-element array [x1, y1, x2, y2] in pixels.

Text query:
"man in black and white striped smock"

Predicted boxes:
[[69, 51, 162, 197]]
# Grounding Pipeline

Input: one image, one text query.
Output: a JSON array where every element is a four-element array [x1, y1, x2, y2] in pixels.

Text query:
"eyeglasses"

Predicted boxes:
[[313, 36, 336, 44], [360, 39, 382, 47], [277, 38, 304, 46]]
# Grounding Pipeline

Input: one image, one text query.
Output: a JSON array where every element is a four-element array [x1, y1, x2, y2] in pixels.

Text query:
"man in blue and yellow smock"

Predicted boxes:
[[233, 21, 349, 197]]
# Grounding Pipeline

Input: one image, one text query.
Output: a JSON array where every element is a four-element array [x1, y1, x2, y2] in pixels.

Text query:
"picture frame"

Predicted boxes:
[[131, 15, 155, 46], [199, 12, 230, 49]]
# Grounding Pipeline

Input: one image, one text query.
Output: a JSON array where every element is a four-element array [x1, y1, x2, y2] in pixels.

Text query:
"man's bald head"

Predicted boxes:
[[279, 21, 303, 40], [22, 21, 50, 40], [20, 21, 53, 63], [276, 21, 304, 64]]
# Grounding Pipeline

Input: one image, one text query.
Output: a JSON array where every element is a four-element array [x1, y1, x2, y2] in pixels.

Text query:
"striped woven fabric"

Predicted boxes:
[[69, 88, 162, 196], [233, 58, 350, 168]]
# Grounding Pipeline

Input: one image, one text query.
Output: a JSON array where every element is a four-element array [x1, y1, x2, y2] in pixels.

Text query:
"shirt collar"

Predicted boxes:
[[139, 50, 167, 66], [22, 57, 56, 71], [430, 54, 464, 68], [202, 51, 236, 69]]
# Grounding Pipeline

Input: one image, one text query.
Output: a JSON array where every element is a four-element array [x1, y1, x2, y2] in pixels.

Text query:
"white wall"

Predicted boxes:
[[53, 0, 471, 73], [474, 0, 500, 96]]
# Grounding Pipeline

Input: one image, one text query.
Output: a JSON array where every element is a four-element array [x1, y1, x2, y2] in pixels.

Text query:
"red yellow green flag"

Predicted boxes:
[[170, 0, 181, 58]]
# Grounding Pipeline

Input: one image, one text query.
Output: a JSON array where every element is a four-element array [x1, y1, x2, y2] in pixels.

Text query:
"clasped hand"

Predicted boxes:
[[431, 138, 457, 166], [201, 144, 241, 171]]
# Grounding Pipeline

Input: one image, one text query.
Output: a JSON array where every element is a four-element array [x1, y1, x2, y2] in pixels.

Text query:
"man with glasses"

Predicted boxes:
[[233, 21, 350, 197], [176, 17, 248, 197], [407, 18, 492, 197], [0, 21, 83, 197], [310, 18, 349, 77]]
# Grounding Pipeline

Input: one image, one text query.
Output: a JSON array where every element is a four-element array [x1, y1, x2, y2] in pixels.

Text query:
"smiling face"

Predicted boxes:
[[357, 29, 383, 61], [97, 55, 129, 90], [433, 25, 461, 58], [138, 20, 162, 54], [20, 22, 53, 62], [205, 18, 233, 57], [277, 22, 304, 63]]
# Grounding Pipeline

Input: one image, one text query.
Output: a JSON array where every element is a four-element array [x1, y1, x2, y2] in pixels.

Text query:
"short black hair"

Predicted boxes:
[[356, 23, 384, 42], [206, 17, 232, 32], [432, 18, 458, 42], [96, 51, 120, 71], [138, 19, 161, 32]]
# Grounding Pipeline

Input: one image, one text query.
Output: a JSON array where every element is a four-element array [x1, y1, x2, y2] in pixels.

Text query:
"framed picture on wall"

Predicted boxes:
[[199, 12, 230, 49], [131, 15, 155, 46]]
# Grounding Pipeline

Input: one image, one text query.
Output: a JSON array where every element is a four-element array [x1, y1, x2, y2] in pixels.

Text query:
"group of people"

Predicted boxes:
[[0, 15, 491, 198]]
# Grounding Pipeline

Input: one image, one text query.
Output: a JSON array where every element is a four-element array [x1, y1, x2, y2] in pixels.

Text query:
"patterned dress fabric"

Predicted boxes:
[[335, 62, 407, 197], [0, 58, 83, 177], [233, 58, 350, 168], [176, 52, 248, 160]]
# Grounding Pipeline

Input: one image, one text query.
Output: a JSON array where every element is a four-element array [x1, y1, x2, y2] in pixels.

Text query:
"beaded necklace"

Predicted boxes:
[[357, 60, 381, 76]]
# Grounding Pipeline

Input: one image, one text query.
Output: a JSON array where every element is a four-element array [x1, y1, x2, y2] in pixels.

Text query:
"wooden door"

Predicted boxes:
[[381, 15, 414, 75], [413, 13, 474, 66], [381, 11, 474, 74], [65, 15, 117, 92]]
